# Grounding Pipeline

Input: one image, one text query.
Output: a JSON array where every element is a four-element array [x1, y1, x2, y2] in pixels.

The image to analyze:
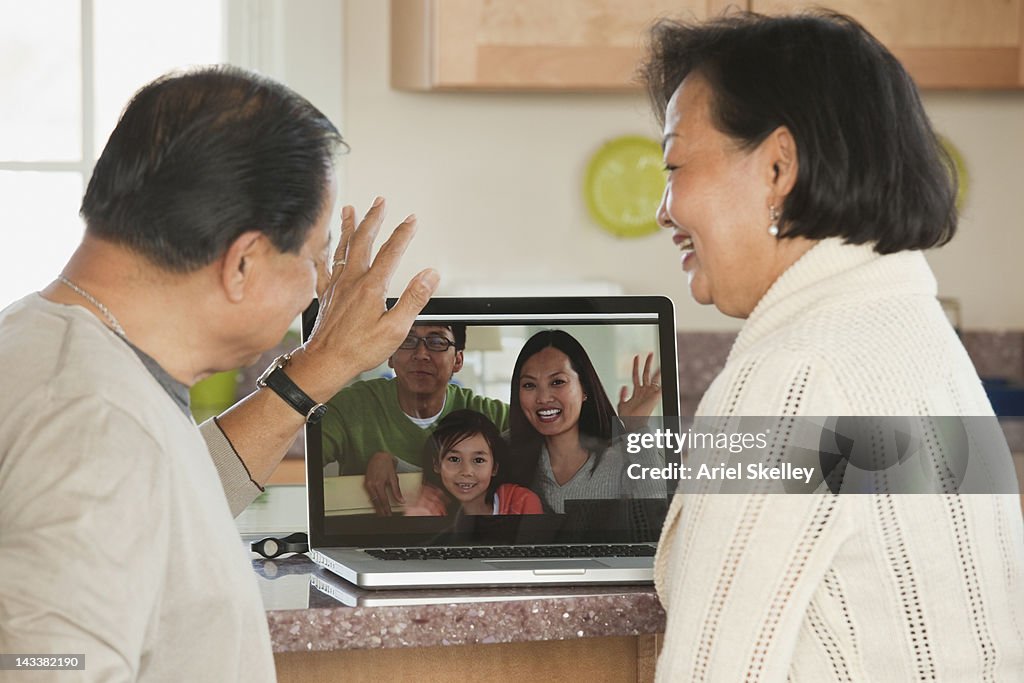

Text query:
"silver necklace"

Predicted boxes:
[[58, 275, 127, 338]]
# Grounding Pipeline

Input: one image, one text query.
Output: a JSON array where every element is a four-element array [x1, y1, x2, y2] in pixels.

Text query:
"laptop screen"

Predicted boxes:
[[304, 296, 678, 548]]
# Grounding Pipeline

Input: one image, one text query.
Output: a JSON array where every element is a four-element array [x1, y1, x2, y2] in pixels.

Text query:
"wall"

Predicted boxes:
[[334, 0, 1023, 331]]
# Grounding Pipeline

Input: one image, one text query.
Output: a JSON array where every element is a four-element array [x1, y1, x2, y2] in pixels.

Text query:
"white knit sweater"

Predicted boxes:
[[654, 239, 1024, 681]]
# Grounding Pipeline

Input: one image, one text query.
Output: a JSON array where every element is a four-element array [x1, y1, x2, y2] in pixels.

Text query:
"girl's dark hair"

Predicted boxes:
[[81, 65, 345, 272], [640, 10, 957, 254], [508, 330, 620, 485], [421, 409, 510, 511]]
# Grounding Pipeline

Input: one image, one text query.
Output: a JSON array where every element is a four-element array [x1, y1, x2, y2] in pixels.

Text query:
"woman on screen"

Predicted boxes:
[[508, 329, 665, 513]]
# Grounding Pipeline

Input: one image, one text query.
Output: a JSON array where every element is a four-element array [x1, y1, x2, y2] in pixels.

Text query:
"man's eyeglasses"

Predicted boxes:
[[398, 334, 457, 352]]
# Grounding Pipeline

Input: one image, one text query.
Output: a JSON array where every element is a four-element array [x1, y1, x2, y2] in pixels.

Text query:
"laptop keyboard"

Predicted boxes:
[[364, 544, 656, 561]]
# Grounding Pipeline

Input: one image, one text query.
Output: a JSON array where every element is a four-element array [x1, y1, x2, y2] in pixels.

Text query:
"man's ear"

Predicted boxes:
[[452, 350, 464, 374], [219, 231, 266, 303], [387, 356, 395, 370], [766, 125, 799, 199]]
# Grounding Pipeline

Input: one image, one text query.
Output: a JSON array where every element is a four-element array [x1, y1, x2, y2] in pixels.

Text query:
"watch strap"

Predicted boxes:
[[258, 354, 326, 423]]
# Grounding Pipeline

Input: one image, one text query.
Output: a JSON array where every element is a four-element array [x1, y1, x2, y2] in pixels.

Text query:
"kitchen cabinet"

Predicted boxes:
[[390, 0, 733, 90], [753, 0, 1024, 88], [392, 0, 1024, 90]]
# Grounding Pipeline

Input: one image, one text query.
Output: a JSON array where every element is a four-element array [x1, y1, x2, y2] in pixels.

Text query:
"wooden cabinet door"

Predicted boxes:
[[391, 0, 733, 90], [752, 0, 1024, 88]]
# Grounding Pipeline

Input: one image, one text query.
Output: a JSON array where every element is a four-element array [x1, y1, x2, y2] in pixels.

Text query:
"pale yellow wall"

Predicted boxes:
[[337, 0, 1024, 331]]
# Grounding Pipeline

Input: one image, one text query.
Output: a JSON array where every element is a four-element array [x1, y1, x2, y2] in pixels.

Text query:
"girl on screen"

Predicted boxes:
[[412, 409, 542, 516], [508, 329, 665, 513]]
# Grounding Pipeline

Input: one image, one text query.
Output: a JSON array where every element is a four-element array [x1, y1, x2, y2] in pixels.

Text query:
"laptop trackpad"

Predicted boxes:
[[483, 559, 605, 572]]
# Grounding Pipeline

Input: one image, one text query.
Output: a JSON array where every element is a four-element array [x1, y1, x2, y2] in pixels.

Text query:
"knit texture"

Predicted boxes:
[[654, 239, 1024, 681], [532, 438, 667, 513]]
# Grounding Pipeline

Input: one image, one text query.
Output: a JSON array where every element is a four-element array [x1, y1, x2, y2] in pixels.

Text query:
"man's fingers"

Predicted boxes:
[[333, 205, 355, 271], [315, 259, 332, 301], [619, 385, 629, 405], [318, 205, 355, 299], [365, 215, 418, 287], [643, 352, 654, 383], [348, 196, 387, 273], [364, 472, 390, 516], [370, 484, 389, 516], [385, 268, 439, 334], [632, 354, 641, 388], [652, 368, 663, 387], [389, 469, 405, 504], [376, 485, 392, 516]]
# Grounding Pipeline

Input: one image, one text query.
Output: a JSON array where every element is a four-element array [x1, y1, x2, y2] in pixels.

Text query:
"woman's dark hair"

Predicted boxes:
[[422, 409, 510, 511], [508, 330, 620, 485], [640, 11, 957, 254], [81, 65, 346, 272]]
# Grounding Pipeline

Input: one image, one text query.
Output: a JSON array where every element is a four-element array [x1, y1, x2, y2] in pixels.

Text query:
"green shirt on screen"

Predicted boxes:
[[320, 378, 509, 474]]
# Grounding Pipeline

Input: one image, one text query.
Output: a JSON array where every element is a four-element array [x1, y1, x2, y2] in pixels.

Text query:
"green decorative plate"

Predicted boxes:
[[584, 135, 666, 238]]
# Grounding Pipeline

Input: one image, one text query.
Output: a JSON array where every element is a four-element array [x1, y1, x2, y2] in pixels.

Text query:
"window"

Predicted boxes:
[[0, 0, 223, 308]]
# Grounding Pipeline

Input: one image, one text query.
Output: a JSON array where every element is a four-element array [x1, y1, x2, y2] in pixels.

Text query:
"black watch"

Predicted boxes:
[[256, 353, 328, 424]]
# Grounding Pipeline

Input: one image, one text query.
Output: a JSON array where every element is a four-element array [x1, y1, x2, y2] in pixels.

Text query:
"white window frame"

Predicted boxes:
[[0, 0, 344, 192], [0, 0, 97, 195]]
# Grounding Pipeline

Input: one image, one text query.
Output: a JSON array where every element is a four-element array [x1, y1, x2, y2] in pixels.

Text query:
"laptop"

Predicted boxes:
[[303, 296, 679, 589], [309, 567, 659, 608]]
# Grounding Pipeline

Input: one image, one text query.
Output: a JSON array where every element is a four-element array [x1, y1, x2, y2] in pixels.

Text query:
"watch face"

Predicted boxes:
[[257, 353, 290, 387], [307, 403, 329, 424], [256, 362, 278, 387]]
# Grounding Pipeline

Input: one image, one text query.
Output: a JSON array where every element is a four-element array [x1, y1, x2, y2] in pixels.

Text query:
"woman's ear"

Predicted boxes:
[[766, 125, 798, 198]]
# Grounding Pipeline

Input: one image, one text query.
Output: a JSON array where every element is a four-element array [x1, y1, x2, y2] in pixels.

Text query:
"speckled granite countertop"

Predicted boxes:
[[252, 556, 666, 653]]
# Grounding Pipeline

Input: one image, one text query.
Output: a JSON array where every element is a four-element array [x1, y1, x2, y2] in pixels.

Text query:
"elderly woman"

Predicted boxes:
[[642, 11, 1024, 681]]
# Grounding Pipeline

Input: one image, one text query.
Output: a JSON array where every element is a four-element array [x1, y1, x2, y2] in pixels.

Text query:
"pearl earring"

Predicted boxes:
[[768, 205, 780, 237]]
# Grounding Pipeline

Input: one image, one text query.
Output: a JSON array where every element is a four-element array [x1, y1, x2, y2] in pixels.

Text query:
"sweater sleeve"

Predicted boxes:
[[501, 484, 544, 515], [199, 418, 263, 517], [657, 348, 857, 679], [320, 392, 354, 470], [656, 493, 855, 681]]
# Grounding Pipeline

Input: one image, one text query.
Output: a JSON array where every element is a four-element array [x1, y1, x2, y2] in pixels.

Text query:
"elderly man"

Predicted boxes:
[[0, 67, 436, 681], [321, 323, 508, 515]]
